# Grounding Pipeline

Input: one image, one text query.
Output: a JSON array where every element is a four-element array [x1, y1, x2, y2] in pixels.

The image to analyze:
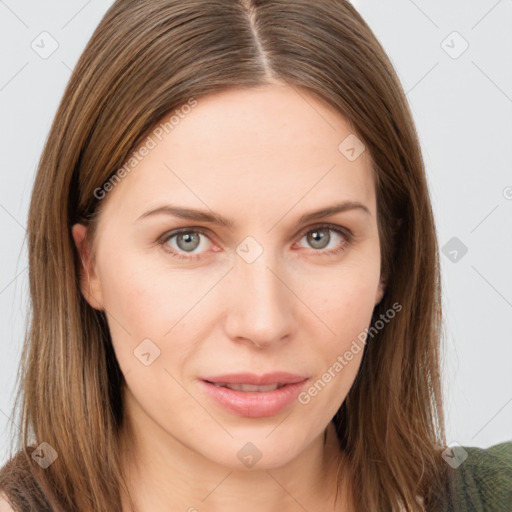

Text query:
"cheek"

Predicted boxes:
[[298, 264, 379, 405], [95, 252, 214, 370], [98, 247, 214, 328], [312, 262, 380, 333]]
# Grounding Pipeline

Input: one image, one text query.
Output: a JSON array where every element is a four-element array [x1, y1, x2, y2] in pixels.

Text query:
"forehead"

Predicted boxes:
[[99, 84, 376, 225]]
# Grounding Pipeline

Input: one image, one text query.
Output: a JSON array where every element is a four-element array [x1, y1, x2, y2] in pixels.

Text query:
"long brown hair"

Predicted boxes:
[[0, 1, 450, 510]]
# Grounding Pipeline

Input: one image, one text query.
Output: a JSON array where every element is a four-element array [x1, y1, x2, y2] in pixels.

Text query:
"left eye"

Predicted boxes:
[[298, 226, 347, 251], [159, 225, 350, 260]]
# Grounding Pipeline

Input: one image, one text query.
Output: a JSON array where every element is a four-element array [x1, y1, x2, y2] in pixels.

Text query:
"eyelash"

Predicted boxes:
[[157, 223, 353, 261]]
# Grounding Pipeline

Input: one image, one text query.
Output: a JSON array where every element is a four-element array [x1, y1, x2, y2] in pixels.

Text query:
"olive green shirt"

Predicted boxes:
[[448, 441, 512, 511]]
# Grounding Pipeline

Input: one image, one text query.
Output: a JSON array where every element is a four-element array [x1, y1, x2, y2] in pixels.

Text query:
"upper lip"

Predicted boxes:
[[201, 372, 308, 386]]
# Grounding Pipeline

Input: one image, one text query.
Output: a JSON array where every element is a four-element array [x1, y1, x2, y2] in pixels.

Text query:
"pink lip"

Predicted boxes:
[[199, 373, 309, 418]]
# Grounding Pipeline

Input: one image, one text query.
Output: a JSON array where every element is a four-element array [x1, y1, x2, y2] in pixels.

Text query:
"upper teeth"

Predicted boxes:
[[212, 383, 285, 392]]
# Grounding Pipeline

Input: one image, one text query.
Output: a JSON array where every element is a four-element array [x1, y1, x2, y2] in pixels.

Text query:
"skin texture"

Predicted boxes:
[[73, 84, 385, 512]]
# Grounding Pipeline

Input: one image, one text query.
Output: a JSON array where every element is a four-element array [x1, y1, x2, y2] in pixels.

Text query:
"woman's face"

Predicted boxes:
[[73, 84, 384, 470]]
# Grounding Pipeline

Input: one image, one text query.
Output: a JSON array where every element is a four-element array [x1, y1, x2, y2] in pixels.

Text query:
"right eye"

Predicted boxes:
[[159, 227, 215, 260]]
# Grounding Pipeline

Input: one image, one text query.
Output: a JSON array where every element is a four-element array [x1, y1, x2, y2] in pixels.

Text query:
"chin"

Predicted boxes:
[[194, 428, 311, 471]]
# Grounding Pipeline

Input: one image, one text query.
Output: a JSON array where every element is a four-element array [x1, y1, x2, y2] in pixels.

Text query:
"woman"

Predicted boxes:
[[0, 1, 510, 511]]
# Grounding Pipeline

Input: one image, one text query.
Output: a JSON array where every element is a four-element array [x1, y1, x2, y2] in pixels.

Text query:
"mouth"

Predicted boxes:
[[201, 371, 307, 386], [206, 382, 288, 392], [198, 373, 309, 418]]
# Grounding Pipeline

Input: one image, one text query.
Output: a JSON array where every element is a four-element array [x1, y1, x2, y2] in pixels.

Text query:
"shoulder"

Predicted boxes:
[[448, 440, 512, 512], [0, 449, 53, 512], [0, 492, 16, 512]]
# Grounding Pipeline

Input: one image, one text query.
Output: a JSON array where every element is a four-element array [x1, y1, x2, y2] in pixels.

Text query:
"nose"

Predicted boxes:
[[223, 250, 296, 349]]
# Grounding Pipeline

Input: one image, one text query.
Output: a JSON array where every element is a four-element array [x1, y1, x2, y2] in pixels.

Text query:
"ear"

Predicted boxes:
[[374, 276, 386, 306], [72, 223, 104, 311]]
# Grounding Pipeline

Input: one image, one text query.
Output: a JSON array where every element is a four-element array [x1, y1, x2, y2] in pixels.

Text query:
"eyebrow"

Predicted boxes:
[[136, 200, 371, 228]]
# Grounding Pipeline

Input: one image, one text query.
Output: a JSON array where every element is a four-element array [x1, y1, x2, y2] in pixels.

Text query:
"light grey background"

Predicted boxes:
[[1, 0, 511, 466]]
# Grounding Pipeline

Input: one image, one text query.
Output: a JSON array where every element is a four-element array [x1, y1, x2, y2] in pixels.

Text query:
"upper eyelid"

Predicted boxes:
[[299, 222, 352, 237]]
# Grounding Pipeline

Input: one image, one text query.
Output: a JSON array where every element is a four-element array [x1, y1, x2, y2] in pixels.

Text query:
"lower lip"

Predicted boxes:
[[199, 379, 308, 418]]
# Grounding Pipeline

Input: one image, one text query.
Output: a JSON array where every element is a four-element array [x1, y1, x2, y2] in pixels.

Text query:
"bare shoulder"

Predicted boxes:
[[0, 492, 16, 512]]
